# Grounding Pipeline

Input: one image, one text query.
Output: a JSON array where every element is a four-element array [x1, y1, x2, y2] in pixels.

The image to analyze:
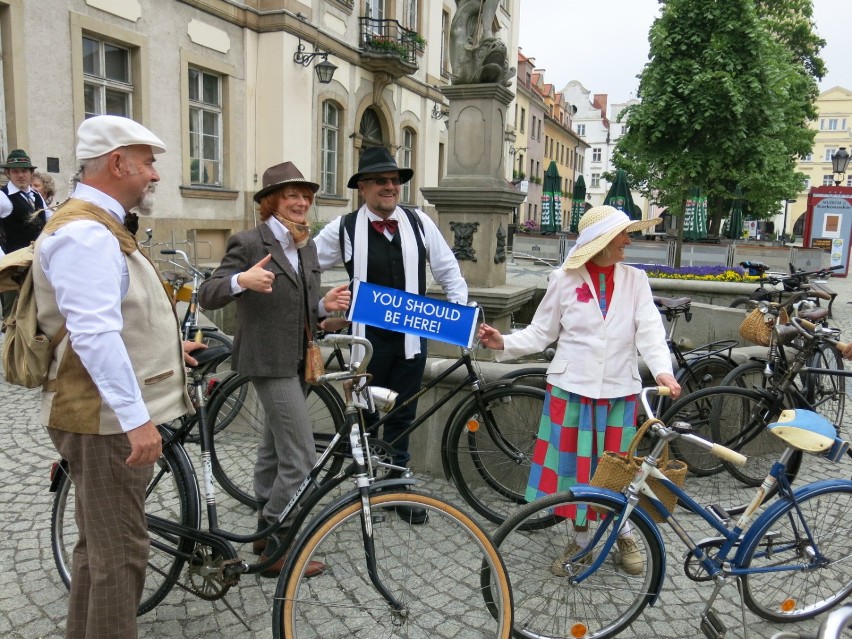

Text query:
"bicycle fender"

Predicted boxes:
[[735, 479, 852, 565], [568, 484, 667, 606]]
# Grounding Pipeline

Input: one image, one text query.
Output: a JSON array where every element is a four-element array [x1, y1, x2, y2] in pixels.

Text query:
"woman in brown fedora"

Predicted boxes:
[[199, 161, 350, 577], [478, 205, 680, 577]]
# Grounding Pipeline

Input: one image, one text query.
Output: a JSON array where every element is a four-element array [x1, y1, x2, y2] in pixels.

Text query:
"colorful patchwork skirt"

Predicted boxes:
[[525, 385, 638, 524]]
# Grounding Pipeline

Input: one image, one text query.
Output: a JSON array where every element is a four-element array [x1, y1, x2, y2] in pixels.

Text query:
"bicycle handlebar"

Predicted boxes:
[[160, 249, 209, 280], [316, 334, 373, 378], [793, 317, 849, 352]]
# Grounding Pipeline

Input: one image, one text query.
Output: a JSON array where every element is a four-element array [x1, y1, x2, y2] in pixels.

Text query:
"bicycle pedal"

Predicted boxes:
[[700, 610, 726, 639]]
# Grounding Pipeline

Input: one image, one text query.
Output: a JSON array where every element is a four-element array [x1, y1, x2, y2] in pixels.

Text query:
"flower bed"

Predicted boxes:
[[632, 263, 757, 283]]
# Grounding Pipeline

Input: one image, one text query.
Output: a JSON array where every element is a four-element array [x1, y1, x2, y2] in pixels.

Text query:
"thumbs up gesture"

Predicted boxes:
[[237, 254, 275, 293]]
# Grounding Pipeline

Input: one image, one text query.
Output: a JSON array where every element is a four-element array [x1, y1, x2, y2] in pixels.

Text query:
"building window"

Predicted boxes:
[[825, 148, 837, 162], [188, 67, 222, 186], [592, 147, 602, 163], [802, 153, 813, 162], [803, 178, 811, 190], [827, 119, 839, 131], [83, 36, 132, 118], [847, 175, 852, 187], [576, 123, 585, 136], [823, 174, 834, 186], [591, 173, 601, 188], [403, 0, 418, 31], [440, 11, 449, 78], [321, 100, 340, 195], [520, 107, 526, 133], [399, 127, 415, 204]]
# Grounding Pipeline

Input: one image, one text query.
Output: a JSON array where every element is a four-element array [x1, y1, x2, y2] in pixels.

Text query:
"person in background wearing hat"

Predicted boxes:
[[32, 115, 203, 639], [0, 149, 49, 317], [199, 161, 350, 577], [314, 146, 467, 525], [478, 205, 680, 577]]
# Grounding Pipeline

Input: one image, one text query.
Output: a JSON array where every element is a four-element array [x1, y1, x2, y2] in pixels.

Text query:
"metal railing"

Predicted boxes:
[[359, 17, 420, 64]]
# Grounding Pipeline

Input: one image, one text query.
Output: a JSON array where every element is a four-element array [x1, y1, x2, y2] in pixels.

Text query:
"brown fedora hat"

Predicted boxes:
[[347, 146, 414, 188], [253, 161, 319, 203]]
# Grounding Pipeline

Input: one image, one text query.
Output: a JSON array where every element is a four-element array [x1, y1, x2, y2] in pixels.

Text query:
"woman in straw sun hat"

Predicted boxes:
[[478, 205, 680, 576]]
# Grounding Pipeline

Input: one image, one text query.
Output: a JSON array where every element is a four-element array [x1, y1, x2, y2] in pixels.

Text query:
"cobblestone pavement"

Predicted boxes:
[[2, 265, 852, 638]]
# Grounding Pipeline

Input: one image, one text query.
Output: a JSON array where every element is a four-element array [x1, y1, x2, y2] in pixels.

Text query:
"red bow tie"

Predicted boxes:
[[371, 219, 398, 234]]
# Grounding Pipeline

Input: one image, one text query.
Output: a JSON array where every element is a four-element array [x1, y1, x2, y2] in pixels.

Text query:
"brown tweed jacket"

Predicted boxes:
[[198, 223, 321, 378]]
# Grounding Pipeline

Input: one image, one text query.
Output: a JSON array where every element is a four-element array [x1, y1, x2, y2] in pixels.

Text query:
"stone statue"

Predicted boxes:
[[449, 0, 515, 86], [450, 221, 479, 261]]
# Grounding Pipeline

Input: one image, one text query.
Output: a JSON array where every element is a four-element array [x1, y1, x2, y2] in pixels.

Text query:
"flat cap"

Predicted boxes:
[[76, 115, 166, 161]]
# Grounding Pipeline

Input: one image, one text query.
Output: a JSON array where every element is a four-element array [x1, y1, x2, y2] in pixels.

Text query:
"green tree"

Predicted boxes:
[[612, 0, 822, 261]]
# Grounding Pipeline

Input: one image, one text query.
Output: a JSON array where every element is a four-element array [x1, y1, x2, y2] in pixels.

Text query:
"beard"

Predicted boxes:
[[133, 184, 157, 216]]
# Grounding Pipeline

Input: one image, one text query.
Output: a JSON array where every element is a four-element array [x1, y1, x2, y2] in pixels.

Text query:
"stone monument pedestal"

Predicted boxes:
[[422, 83, 536, 359]]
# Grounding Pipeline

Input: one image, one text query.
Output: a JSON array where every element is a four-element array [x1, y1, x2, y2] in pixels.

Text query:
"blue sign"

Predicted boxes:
[[349, 281, 478, 348]]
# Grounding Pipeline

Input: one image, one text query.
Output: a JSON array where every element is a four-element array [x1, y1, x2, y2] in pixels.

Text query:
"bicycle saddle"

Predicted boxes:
[[187, 345, 230, 371], [767, 409, 836, 453], [653, 296, 692, 311]]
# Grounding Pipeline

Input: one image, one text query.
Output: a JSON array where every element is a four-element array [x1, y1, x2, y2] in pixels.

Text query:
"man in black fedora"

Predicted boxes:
[[1, 148, 48, 317], [315, 146, 467, 524]]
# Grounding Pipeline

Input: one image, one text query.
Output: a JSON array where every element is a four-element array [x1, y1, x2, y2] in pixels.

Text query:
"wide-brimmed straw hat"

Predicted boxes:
[[347, 146, 413, 189], [562, 205, 662, 270], [254, 161, 319, 203]]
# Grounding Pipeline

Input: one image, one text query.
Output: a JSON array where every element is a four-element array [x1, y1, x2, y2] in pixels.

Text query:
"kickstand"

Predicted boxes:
[[218, 596, 252, 632], [735, 576, 750, 639]]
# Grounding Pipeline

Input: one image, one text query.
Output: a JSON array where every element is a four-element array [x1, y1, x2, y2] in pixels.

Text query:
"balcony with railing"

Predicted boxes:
[[359, 17, 423, 77]]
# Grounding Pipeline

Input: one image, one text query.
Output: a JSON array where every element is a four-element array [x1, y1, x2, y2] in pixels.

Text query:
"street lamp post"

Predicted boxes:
[[832, 147, 850, 186]]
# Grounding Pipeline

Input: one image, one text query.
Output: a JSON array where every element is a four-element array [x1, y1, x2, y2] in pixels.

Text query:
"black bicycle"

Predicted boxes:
[[729, 263, 841, 310], [206, 337, 547, 526], [49, 337, 514, 637]]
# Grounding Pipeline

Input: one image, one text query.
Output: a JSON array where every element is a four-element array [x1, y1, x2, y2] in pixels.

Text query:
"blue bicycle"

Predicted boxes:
[[484, 387, 852, 639]]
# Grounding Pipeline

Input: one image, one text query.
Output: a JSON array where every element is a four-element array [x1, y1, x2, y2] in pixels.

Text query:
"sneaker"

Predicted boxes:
[[550, 542, 594, 577], [616, 536, 643, 575]]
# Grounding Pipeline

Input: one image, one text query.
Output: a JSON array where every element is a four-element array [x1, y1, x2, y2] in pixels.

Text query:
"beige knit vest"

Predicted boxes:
[[32, 200, 191, 435]]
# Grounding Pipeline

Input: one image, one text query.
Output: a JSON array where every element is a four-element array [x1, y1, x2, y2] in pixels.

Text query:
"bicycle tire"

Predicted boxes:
[[803, 344, 845, 429], [678, 355, 737, 395], [273, 490, 513, 639], [443, 384, 547, 527], [51, 437, 200, 615], [207, 374, 345, 508], [741, 482, 852, 622], [660, 386, 801, 513], [487, 490, 663, 639], [722, 359, 774, 391]]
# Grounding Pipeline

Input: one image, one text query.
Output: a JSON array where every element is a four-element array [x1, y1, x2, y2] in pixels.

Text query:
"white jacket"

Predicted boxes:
[[498, 263, 672, 399]]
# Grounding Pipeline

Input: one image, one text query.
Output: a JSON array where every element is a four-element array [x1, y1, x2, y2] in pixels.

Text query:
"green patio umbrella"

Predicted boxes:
[[724, 186, 744, 240], [541, 161, 562, 234], [604, 169, 638, 220], [682, 186, 708, 241], [569, 174, 586, 233]]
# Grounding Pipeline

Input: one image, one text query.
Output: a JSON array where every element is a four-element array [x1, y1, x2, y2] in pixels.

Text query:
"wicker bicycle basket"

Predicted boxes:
[[590, 418, 688, 522], [739, 307, 789, 347]]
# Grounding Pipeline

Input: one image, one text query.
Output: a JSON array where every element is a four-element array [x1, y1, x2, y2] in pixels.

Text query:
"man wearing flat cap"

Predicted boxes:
[[0, 149, 48, 317], [32, 115, 199, 639], [315, 146, 467, 524]]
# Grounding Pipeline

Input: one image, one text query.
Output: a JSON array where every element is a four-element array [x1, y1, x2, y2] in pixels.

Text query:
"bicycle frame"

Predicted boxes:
[[570, 389, 847, 591]]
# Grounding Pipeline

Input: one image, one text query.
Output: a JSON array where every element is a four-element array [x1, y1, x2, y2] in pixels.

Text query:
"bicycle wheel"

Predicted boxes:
[[677, 355, 737, 395], [660, 386, 800, 513], [207, 375, 346, 508], [487, 491, 662, 639], [443, 384, 546, 526], [273, 490, 512, 639], [804, 343, 845, 429], [722, 359, 774, 391], [51, 438, 200, 615], [742, 483, 852, 622]]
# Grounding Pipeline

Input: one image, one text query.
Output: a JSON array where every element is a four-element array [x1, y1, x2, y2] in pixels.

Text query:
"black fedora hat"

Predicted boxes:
[[1, 149, 36, 170], [347, 146, 414, 189], [254, 161, 319, 203]]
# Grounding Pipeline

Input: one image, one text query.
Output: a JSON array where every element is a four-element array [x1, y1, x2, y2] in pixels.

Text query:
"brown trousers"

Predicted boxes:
[[48, 428, 153, 639]]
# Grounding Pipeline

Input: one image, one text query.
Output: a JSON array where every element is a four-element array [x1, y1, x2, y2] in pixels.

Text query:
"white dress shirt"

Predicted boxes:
[[314, 206, 468, 305], [37, 184, 149, 431]]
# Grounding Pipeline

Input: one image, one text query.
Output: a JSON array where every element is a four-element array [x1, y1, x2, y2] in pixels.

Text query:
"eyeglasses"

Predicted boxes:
[[361, 176, 401, 187]]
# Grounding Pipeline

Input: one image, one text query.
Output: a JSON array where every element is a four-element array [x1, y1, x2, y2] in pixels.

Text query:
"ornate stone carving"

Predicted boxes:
[[494, 223, 506, 264], [450, 221, 479, 261], [449, 0, 515, 86]]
